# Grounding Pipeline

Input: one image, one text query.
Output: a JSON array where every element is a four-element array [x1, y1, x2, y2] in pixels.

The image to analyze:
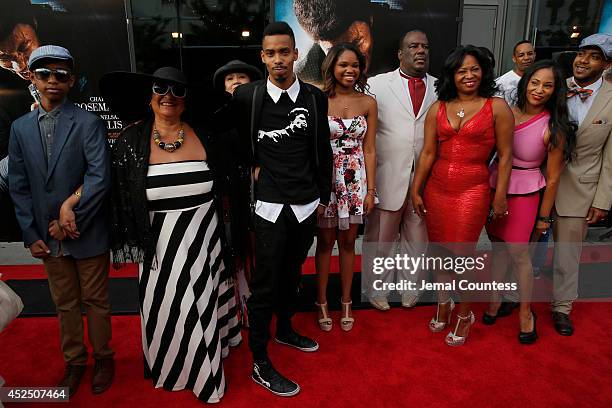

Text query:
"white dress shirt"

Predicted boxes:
[[255, 77, 320, 223], [495, 70, 521, 106], [567, 77, 603, 126]]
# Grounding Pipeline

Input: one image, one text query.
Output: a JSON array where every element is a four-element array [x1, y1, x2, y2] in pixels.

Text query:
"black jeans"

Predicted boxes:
[[247, 206, 316, 361]]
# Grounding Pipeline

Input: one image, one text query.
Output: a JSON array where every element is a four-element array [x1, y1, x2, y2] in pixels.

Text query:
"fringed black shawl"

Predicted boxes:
[[110, 116, 235, 280]]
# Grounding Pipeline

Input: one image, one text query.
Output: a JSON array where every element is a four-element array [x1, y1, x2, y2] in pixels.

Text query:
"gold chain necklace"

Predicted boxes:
[[153, 123, 185, 152]]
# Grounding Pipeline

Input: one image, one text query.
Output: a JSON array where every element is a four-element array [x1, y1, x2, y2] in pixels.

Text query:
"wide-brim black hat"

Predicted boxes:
[[213, 60, 262, 91], [100, 67, 187, 122]]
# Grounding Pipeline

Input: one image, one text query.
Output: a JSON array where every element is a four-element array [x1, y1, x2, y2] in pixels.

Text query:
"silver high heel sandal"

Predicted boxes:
[[340, 300, 354, 332], [429, 298, 455, 332], [445, 311, 476, 346], [315, 302, 332, 332]]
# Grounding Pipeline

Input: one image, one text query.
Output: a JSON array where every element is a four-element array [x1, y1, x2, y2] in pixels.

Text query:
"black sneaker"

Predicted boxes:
[[274, 331, 319, 352], [251, 360, 300, 397]]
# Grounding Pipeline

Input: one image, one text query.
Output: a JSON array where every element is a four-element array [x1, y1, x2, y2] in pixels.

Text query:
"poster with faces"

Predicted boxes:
[[274, 0, 461, 88]]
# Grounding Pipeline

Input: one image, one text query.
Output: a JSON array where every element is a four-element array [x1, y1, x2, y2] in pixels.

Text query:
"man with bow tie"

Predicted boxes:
[[552, 33, 612, 336]]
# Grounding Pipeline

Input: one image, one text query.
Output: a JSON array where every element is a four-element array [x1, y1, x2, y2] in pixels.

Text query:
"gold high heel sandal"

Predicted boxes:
[[445, 311, 476, 346], [316, 302, 332, 331], [340, 300, 355, 332], [429, 298, 455, 332]]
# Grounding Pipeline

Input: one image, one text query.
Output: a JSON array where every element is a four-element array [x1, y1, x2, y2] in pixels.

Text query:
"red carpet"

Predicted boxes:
[[2, 245, 611, 280], [1, 303, 611, 407]]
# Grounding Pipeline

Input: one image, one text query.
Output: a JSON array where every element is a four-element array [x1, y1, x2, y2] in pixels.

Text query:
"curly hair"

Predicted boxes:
[[435, 45, 498, 101], [294, 0, 371, 41], [321, 42, 368, 97], [515, 59, 577, 162]]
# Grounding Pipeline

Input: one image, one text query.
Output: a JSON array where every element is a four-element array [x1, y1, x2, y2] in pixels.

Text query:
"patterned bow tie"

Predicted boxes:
[[567, 87, 593, 101]]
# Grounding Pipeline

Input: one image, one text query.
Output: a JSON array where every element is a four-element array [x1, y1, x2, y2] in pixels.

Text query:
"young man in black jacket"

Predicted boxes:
[[231, 21, 332, 397]]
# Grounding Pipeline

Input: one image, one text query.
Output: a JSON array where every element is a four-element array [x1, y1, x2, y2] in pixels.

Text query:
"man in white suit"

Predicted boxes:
[[362, 30, 437, 310]]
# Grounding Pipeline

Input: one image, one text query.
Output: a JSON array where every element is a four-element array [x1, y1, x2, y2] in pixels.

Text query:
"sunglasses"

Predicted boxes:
[[32, 68, 72, 83], [152, 82, 187, 98]]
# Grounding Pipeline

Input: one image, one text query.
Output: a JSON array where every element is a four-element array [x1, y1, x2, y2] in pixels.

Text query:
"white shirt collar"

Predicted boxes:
[[399, 68, 426, 80], [569, 76, 603, 91], [266, 76, 300, 103]]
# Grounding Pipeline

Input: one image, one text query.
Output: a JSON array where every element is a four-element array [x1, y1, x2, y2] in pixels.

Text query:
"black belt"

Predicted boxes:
[[512, 165, 539, 170]]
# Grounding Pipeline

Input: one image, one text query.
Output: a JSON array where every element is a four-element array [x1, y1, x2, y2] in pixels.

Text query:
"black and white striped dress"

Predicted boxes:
[[141, 160, 241, 403]]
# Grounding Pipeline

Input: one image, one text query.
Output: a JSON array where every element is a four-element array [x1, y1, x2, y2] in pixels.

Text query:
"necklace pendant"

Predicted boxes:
[[153, 123, 184, 153], [457, 108, 465, 118]]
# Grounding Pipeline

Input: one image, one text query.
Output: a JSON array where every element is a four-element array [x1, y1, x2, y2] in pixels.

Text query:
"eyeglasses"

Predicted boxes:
[[32, 68, 72, 83], [152, 82, 187, 98]]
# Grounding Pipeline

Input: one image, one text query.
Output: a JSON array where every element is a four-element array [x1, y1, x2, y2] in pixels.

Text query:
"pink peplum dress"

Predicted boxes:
[[487, 110, 550, 242]]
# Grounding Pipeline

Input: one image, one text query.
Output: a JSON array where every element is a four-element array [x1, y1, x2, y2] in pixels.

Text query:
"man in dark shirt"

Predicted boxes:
[[232, 22, 332, 397]]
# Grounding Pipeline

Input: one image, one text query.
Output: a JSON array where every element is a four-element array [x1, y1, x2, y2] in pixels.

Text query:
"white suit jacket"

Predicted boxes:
[[367, 69, 437, 211]]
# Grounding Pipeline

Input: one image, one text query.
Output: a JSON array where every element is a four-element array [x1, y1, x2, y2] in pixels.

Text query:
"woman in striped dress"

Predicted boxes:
[[107, 67, 241, 403]]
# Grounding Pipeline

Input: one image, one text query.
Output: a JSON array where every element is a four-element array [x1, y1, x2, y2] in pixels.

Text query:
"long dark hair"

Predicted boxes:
[[516, 59, 577, 161], [435, 45, 498, 101], [321, 42, 368, 97]]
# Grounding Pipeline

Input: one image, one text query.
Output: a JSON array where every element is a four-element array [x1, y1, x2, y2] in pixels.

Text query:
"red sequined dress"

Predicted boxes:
[[424, 99, 496, 243]]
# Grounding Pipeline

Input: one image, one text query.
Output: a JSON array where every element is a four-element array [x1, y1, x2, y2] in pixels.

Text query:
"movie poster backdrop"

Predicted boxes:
[[274, 0, 461, 88], [0, 0, 131, 241]]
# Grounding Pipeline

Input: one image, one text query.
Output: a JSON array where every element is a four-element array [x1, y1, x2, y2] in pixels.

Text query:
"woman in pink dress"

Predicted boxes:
[[485, 60, 576, 343], [315, 43, 377, 332]]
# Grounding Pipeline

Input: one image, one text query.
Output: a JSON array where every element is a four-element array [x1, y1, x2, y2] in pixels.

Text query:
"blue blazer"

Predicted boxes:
[[8, 101, 111, 259]]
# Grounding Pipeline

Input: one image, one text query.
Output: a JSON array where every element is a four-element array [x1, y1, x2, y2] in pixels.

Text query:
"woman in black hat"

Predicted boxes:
[[102, 67, 241, 403], [214, 59, 262, 95], [211, 60, 262, 329]]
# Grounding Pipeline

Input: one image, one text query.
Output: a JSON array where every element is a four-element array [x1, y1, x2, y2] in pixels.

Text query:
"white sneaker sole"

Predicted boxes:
[[251, 375, 301, 397], [274, 337, 319, 352]]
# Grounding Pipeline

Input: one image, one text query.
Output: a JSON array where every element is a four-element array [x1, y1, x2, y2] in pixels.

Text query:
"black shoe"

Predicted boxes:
[[533, 267, 542, 279], [482, 301, 518, 325], [497, 301, 519, 317], [482, 312, 497, 325], [251, 360, 300, 397], [275, 331, 319, 352], [518, 312, 538, 344], [552, 311, 574, 336], [58, 364, 86, 398]]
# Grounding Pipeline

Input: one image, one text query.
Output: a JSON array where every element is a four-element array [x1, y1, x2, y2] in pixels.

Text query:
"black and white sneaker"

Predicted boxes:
[[251, 360, 300, 397], [274, 331, 319, 352]]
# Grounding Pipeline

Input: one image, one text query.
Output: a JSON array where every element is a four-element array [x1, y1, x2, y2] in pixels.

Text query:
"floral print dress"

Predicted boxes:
[[319, 115, 369, 230]]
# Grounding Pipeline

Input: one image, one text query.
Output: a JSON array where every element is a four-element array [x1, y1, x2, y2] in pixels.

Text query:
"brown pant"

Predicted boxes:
[[552, 214, 587, 314], [43, 252, 114, 365]]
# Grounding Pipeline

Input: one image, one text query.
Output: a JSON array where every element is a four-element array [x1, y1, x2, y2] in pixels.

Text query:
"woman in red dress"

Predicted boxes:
[[411, 45, 514, 346]]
